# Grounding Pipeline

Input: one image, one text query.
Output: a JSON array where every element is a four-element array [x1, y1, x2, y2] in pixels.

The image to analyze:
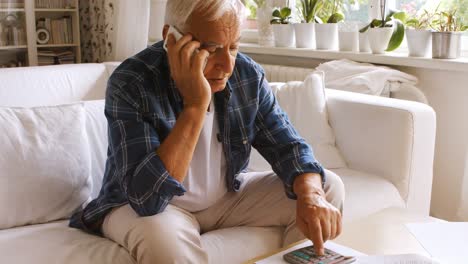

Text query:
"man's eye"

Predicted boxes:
[[204, 46, 218, 53]]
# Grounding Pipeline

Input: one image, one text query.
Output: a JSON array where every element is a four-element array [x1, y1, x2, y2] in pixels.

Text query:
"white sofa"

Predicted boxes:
[[0, 62, 436, 264]]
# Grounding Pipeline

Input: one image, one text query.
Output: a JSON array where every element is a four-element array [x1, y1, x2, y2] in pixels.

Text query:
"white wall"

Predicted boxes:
[[244, 52, 468, 221], [395, 66, 468, 221]]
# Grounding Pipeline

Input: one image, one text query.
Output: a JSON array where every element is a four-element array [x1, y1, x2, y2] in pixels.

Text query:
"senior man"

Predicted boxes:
[[70, 0, 345, 263]]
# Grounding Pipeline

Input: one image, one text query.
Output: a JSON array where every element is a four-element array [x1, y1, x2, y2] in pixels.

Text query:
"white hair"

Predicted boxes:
[[164, 0, 246, 32]]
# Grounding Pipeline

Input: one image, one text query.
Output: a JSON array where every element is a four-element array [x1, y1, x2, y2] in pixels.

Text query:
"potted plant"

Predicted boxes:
[[314, 0, 344, 50], [295, 0, 323, 48], [405, 9, 437, 57], [359, 0, 406, 54], [270, 5, 295, 47], [431, 9, 468, 59], [250, 0, 275, 46]]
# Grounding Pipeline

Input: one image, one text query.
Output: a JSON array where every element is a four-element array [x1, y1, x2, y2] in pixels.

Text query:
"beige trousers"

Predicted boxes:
[[102, 170, 345, 264]]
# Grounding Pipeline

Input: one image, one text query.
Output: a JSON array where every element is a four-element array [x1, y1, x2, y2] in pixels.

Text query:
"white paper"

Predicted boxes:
[[356, 254, 439, 264], [406, 222, 468, 264], [255, 241, 364, 264]]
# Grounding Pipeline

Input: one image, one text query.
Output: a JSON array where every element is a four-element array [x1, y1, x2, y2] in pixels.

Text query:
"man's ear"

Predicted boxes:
[[162, 25, 170, 40]]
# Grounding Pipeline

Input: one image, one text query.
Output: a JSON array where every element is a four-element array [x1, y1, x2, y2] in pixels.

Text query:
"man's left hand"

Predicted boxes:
[[293, 173, 342, 256]]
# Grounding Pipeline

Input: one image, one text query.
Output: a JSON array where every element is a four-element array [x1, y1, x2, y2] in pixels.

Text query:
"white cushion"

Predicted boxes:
[[0, 221, 135, 264], [83, 100, 108, 199], [332, 168, 406, 222], [248, 72, 346, 171], [0, 220, 282, 264], [0, 103, 92, 229]]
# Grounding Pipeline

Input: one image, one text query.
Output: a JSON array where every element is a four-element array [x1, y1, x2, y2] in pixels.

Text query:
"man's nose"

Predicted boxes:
[[213, 49, 234, 74]]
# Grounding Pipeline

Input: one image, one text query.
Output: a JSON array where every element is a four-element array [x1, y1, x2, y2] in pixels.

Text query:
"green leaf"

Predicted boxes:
[[327, 13, 344, 23], [386, 19, 405, 52], [359, 23, 371, 33], [393, 11, 407, 23], [280, 7, 291, 18], [315, 16, 324, 24], [371, 19, 383, 28], [272, 9, 281, 18], [387, 9, 397, 19], [313, 1, 324, 17], [406, 18, 419, 28], [270, 18, 281, 24]]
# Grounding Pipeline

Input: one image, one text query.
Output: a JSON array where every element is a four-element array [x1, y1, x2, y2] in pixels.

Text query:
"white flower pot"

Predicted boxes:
[[315, 23, 338, 50], [256, 6, 274, 47], [339, 31, 359, 52], [406, 28, 432, 57], [294, 23, 315, 48], [368, 27, 393, 54], [272, 24, 295, 48], [359, 32, 371, 53]]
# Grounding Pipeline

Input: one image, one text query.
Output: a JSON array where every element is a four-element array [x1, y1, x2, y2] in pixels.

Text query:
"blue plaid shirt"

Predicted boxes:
[[69, 41, 324, 234]]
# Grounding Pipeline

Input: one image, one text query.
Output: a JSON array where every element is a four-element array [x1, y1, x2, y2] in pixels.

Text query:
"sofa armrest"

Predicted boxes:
[[326, 88, 436, 215]]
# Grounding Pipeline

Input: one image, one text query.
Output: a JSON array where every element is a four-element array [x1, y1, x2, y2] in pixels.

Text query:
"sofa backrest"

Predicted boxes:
[[0, 64, 109, 107]]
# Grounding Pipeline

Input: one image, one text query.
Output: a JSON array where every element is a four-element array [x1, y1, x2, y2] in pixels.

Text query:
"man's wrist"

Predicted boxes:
[[293, 173, 324, 198]]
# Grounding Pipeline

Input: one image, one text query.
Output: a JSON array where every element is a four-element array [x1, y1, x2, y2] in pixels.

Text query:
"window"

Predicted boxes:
[[242, 0, 467, 51]]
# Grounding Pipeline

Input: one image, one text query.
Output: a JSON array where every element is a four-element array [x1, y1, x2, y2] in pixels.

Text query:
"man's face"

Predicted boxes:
[[187, 11, 241, 93]]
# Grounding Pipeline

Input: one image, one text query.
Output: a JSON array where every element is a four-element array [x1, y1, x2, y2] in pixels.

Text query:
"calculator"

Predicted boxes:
[[283, 246, 356, 264]]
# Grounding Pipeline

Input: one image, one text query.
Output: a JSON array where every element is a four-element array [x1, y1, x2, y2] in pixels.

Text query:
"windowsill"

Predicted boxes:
[[239, 42, 468, 73]]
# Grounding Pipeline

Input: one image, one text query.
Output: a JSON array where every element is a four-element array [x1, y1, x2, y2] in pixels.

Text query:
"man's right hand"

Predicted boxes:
[[166, 33, 211, 109]]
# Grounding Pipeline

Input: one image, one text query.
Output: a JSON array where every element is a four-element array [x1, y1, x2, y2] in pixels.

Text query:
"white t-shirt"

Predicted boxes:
[[170, 100, 227, 212]]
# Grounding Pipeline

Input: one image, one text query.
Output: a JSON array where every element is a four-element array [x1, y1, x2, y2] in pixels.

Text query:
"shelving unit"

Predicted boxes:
[[0, 0, 80, 67]]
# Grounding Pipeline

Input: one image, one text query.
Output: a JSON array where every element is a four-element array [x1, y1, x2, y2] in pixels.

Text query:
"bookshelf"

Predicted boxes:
[[0, 0, 80, 67]]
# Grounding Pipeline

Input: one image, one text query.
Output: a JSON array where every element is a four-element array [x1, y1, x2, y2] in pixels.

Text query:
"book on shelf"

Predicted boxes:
[[38, 49, 74, 65], [35, 0, 75, 9], [36, 16, 72, 44], [0, 0, 24, 9]]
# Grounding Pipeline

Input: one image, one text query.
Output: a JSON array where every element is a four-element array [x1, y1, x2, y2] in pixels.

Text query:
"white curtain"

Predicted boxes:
[[80, 0, 150, 62], [113, 0, 150, 61], [148, 0, 167, 43]]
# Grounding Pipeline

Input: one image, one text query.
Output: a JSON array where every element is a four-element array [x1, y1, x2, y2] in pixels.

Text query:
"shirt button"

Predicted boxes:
[[233, 180, 241, 190], [242, 139, 248, 145]]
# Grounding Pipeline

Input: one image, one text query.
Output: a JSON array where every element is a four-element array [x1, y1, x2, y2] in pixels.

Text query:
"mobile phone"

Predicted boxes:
[[163, 25, 183, 52], [283, 246, 356, 264], [163, 25, 206, 70]]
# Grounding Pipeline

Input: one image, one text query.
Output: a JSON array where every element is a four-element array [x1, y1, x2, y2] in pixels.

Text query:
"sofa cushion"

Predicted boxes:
[[0, 220, 135, 264], [83, 100, 109, 199], [0, 220, 282, 264], [0, 103, 92, 229], [331, 168, 406, 222], [248, 71, 346, 172]]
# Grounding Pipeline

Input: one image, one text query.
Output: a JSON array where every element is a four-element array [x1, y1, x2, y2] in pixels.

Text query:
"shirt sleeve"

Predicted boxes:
[[252, 70, 325, 200], [105, 80, 186, 217]]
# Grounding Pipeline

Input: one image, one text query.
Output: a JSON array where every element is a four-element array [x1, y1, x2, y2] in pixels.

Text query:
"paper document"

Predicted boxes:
[[406, 222, 468, 264], [255, 241, 440, 264], [356, 254, 438, 264]]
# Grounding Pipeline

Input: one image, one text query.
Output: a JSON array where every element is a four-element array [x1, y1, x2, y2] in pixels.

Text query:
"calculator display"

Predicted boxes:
[[283, 246, 356, 264]]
